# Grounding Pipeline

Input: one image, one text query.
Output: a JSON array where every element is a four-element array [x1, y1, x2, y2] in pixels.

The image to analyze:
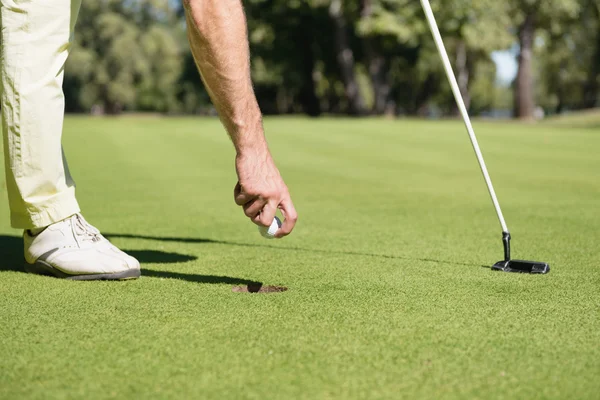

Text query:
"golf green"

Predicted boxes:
[[1, 116, 598, 399]]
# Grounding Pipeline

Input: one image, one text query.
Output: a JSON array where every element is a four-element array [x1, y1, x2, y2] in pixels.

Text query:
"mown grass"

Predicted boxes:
[[1, 115, 598, 399]]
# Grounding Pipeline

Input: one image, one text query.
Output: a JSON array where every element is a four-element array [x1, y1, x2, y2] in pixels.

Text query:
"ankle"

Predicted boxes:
[[27, 214, 79, 237], [27, 226, 48, 236]]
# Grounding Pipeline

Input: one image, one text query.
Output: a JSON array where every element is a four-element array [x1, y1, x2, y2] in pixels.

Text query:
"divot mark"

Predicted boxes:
[[232, 284, 288, 293]]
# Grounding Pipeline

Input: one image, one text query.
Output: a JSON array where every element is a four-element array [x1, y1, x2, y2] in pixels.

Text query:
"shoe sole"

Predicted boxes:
[[24, 260, 141, 281]]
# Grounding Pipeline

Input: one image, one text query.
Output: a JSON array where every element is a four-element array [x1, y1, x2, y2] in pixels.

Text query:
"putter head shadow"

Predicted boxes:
[[492, 260, 550, 274]]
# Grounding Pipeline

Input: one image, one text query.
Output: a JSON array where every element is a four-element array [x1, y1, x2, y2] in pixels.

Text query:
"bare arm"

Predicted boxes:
[[184, 0, 297, 236]]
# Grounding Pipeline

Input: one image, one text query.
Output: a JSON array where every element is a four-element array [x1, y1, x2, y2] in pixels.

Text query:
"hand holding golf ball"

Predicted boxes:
[[234, 152, 298, 238], [258, 216, 282, 239]]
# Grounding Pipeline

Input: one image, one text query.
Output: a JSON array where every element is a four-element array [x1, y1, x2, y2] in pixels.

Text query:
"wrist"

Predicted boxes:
[[235, 138, 269, 158], [231, 118, 269, 156]]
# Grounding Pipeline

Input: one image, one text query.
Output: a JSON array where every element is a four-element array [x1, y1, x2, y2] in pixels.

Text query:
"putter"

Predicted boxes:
[[419, 0, 550, 274]]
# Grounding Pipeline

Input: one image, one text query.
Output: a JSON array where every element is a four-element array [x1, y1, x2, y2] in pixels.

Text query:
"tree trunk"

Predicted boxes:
[[555, 92, 564, 114], [514, 12, 536, 120], [360, 0, 391, 115], [367, 50, 392, 114], [414, 72, 437, 114], [329, 0, 366, 115], [298, 11, 321, 117], [583, 3, 600, 109], [555, 60, 566, 114], [455, 39, 471, 112]]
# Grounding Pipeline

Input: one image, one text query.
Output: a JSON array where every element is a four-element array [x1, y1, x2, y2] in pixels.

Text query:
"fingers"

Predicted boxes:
[[275, 196, 298, 238], [257, 201, 277, 227], [243, 199, 265, 220], [234, 182, 252, 206], [234, 181, 297, 237], [236, 183, 276, 227]]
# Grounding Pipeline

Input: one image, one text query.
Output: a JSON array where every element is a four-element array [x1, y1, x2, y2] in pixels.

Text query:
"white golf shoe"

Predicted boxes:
[[24, 214, 141, 280]]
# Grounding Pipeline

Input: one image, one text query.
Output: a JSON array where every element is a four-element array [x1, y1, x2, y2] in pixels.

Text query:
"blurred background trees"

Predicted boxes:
[[63, 0, 600, 118]]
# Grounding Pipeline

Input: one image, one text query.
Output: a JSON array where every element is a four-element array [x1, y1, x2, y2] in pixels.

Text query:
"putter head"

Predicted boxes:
[[492, 260, 550, 274]]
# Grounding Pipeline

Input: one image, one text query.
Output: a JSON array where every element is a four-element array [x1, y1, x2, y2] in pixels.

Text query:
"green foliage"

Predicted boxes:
[[469, 59, 499, 113], [62, 0, 599, 116], [356, 0, 426, 44], [509, 0, 580, 25], [535, 0, 600, 112], [65, 0, 184, 113], [137, 26, 183, 112]]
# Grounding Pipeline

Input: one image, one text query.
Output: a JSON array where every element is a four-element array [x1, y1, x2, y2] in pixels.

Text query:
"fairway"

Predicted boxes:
[[1, 116, 599, 399]]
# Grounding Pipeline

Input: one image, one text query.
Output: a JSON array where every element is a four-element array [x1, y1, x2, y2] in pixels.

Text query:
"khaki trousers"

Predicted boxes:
[[1, 0, 81, 229]]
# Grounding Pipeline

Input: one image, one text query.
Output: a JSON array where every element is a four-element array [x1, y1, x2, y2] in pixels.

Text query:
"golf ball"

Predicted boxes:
[[259, 216, 282, 239]]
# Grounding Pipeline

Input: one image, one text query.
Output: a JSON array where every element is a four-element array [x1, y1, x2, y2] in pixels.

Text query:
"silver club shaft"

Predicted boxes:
[[420, 0, 509, 233]]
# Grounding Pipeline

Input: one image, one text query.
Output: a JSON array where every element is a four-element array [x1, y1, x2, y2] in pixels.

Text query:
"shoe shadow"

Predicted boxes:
[[0, 235, 25, 273], [0, 235, 260, 286]]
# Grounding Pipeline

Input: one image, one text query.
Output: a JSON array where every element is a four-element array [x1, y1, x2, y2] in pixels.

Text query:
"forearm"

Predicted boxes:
[[184, 0, 266, 154]]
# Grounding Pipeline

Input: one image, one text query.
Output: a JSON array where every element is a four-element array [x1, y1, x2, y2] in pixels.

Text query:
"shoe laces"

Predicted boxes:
[[73, 214, 103, 243]]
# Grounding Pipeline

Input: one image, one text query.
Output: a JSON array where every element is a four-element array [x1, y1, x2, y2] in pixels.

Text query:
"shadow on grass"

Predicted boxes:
[[141, 269, 261, 285], [0, 235, 24, 273], [122, 249, 197, 264], [0, 235, 261, 286], [105, 233, 480, 267]]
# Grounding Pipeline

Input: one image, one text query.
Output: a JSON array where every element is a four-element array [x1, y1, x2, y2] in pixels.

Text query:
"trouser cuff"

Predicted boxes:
[[10, 190, 80, 229]]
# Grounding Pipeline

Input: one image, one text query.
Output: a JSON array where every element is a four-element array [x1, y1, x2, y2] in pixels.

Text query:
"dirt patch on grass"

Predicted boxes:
[[232, 284, 288, 293]]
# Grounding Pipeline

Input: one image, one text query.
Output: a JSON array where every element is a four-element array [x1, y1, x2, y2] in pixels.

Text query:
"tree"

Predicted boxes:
[[59, 0, 598, 117], [329, 0, 368, 115], [582, 0, 600, 109], [432, 0, 512, 112], [509, 0, 580, 119], [244, 0, 328, 115], [355, 0, 511, 115], [65, 0, 182, 114]]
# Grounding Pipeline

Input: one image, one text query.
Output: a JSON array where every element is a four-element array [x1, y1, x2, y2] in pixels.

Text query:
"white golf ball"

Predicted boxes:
[[259, 216, 282, 239]]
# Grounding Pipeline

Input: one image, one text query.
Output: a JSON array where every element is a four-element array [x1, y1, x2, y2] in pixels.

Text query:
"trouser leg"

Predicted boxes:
[[1, 0, 82, 229]]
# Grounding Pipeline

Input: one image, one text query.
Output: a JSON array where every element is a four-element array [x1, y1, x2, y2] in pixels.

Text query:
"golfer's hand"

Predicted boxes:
[[234, 151, 297, 238]]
